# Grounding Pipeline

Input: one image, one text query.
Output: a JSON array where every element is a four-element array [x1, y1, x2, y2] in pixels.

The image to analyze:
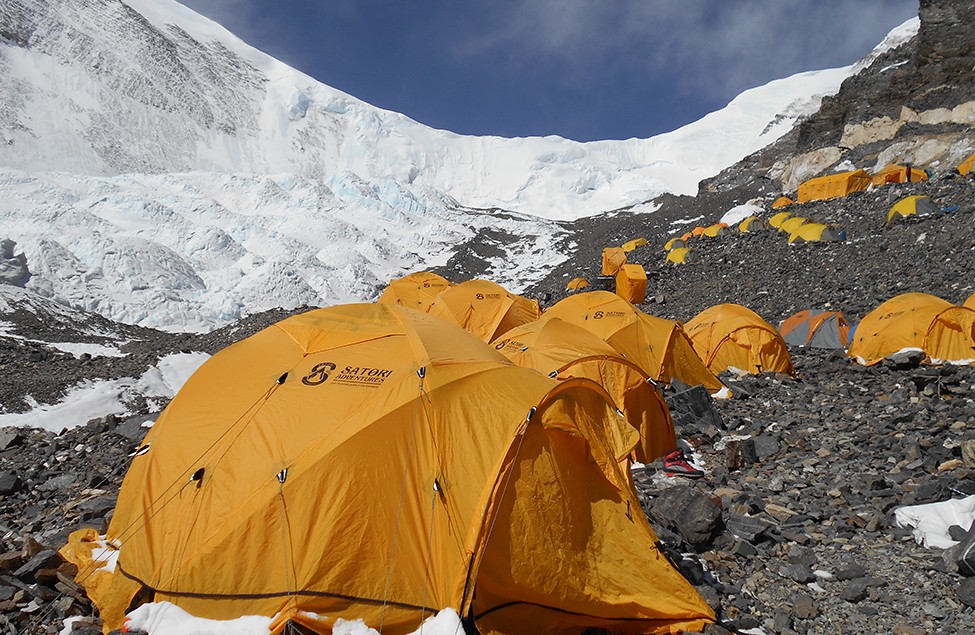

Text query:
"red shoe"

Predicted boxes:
[[663, 448, 705, 479]]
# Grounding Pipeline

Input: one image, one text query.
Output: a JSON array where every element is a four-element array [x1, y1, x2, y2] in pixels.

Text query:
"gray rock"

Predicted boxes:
[[0, 472, 22, 495], [0, 429, 22, 451], [841, 579, 869, 603], [649, 485, 724, 551], [13, 549, 62, 581], [885, 349, 925, 370], [958, 578, 975, 608], [665, 385, 725, 434]]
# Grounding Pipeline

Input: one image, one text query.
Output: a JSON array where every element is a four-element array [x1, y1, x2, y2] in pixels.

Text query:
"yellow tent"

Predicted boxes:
[[428, 279, 541, 343], [738, 216, 767, 233], [871, 163, 928, 186], [957, 151, 975, 176], [492, 317, 677, 464], [787, 223, 846, 243], [565, 277, 590, 291], [666, 247, 696, 265], [701, 223, 728, 238], [62, 303, 715, 635], [544, 291, 726, 394], [771, 196, 794, 209], [965, 292, 975, 310], [768, 211, 792, 229], [778, 216, 809, 234], [601, 246, 627, 276], [685, 304, 795, 376], [664, 237, 686, 250], [615, 263, 647, 304], [621, 237, 648, 252], [796, 169, 872, 203], [848, 293, 975, 366], [378, 272, 452, 312], [887, 195, 937, 224]]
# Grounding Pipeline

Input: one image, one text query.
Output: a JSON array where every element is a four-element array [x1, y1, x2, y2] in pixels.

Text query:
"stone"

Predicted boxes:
[[841, 580, 869, 603], [793, 592, 819, 619], [962, 440, 975, 469], [780, 563, 817, 583], [726, 514, 770, 543], [958, 577, 975, 608], [725, 438, 757, 470], [649, 485, 724, 551], [0, 428, 22, 451], [0, 472, 22, 495], [13, 550, 62, 581], [885, 349, 925, 370], [665, 385, 725, 434]]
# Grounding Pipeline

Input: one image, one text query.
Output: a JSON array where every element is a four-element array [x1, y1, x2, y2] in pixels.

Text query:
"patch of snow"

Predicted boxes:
[[47, 342, 125, 358], [720, 203, 763, 226], [894, 495, 975, 549], [670, 216, 704, 227]]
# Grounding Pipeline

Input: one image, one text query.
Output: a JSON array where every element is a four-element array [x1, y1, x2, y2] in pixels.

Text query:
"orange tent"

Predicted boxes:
[[62, 303, 714, 634], [601, 247, 627, 276], [957, 151, 975, 176], [780, 310, 852, 349], [871, 163, 928, 186], [615, 263, 647, 304], [492, 318, 677, 464], [428, 279, 540, 343], [690, 226, 708, 237], [543, 291, 726, 394], [565, 277, 590, 291], [848, 293, 975, 366], [771, 196, 794, 209], [796, 169, 872, 203], [378, 272, 452, 312], [685, 304, 795, 376]]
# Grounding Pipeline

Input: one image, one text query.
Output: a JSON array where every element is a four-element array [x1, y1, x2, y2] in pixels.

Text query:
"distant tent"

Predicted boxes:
[[778, 216, 809, 234], [601, 246, 627, 276], [769, 211, 792, 229], [62, 303, 715, 634], [957, 151, 975, 176], [848, 292, 975, 366], [666, 247, 697, 265], [685, 304, 795, 376], [871, 163, 928, 186], [615, 263, 648, 305], [780, 310, 852, 349], [738, 216, 768, 233], [544, 291, 726, 394], [428, 279, 541, 343], [690, 226, 708, 237], [771, 196, 794, 209], [701, 223, 728, 238], [566, 277, 590, 291], [621, 237, 648, 252], [664, 237, 686, 250], [787, 223, 846, 243], [887, 195, 938, 224], [378, 271, 452, 312], [796, 169, 872, 203], [492, 318, 677, 464]]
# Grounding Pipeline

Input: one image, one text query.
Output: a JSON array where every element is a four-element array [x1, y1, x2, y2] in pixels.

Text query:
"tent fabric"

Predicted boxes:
[[615, 263, 647, 304], [768, 211, 792, 229], [957, 151, 975, 176], [796, 169, 872, 203], [543, 291, 725, 393], [787, 223, 845, 243], [771, 196, 794, 209], [565, 277, 590, 291], [887, 195, 938, 223], [701, 223, 728, 238], [738, 216, 767, 233], [428, 279, 541, 343], [378, 272, 452, 312], [965, 293, 975, 310], [62, 303, 715, 635], [778, 216, 809, 234], [780, 310, 852, 349], [848, 293, 975, 366], [601, 247, 627, 276], [491, 318, 677, 464], [666, 247, 696, 265], [621, 237, 648, 252], [685, 304, 795, 376], [664, 237, 686, 250], [690, 226, 708, 237], [871, 163, 928, 186]]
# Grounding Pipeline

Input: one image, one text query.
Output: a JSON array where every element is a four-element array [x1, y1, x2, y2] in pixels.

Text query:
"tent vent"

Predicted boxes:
[[526, 406, 537, 422], [277, 372, 288, 384], [616, 409, 625, 418], [129, 444, 150, 458], [189, 467, 205, 482], [520, 346, 528, 352], [417, 367, 426, 379], [277, 468, 288, 484], [548, 370, 558, 378], [433, 479, 441, 493]]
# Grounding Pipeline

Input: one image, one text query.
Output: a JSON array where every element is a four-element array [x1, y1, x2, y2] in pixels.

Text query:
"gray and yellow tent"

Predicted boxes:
[[666, 247, 696, 265], [871, 163, 927, 186], [778, 216, 809, 234], [796, 169, 872, 203], [887, 195, 937, 225], [664, 237, 686, 251], [62, 303, 715, 635], [787, 223, 845, 243], [738, 216, 768, 233], [780, 310, 852, 349], [769, 211, 792, 229]]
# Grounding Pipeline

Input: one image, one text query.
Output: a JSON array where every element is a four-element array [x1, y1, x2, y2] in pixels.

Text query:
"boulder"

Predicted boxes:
[[649, 485, 724, 551]]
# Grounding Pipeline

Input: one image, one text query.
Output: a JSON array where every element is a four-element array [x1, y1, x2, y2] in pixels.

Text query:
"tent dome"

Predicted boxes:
[[685, 304, 795, 376], [427, 279, 540, 343]]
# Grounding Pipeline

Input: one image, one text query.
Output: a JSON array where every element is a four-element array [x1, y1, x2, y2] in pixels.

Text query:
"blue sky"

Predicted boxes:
[[179, 0, 919, 142]]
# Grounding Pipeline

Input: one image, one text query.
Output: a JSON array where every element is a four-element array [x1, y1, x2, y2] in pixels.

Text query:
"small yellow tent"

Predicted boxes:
[[771, 196, 794, 209], [664, 237, 686, 250], [778, 216, 809, 234], [666, 247, 695, 265], [701, 223, 728, 238], [848, 293, 975, 366], [62, 303, 715, 634], [491, 317, 677, 464], [787, 223, 846, 243], [871, 163, 928, 186], [796, 169, 872, 203], [621, 237, 648, 252], [685, 304, 795, 376], [566, 277, 590, 291], [738, 216, 768, 233], [601, 246, 627, 276], [544, 291, 726, 394], [769, 211, 792, 229], [887, 195, 938, 224], [378, 272, 452, 312], [428, 279, 541, 343], [615, 263, 648, 304], [957, 151, 975, 176]]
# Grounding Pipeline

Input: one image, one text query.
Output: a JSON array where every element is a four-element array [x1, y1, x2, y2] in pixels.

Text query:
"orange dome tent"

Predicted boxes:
[[871, 163, 928, 186], [621, 237, 648, 252], [61, 303, 715, 635], [565, 277, 590, 291], [957, 151, 975, 176], [848, 293, 975, 366], [771, 196, 794, 209], [492, 318, 677, 464], [543, 291, 726, 394], [685, 304, 795, 376], [427, 279, 541, 343], [378, 271, 452, 312], [780, 310, 852, 349]]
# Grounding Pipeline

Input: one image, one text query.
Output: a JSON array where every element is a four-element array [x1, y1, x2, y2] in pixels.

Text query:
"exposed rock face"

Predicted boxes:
[[0, 240, 29, 287]]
